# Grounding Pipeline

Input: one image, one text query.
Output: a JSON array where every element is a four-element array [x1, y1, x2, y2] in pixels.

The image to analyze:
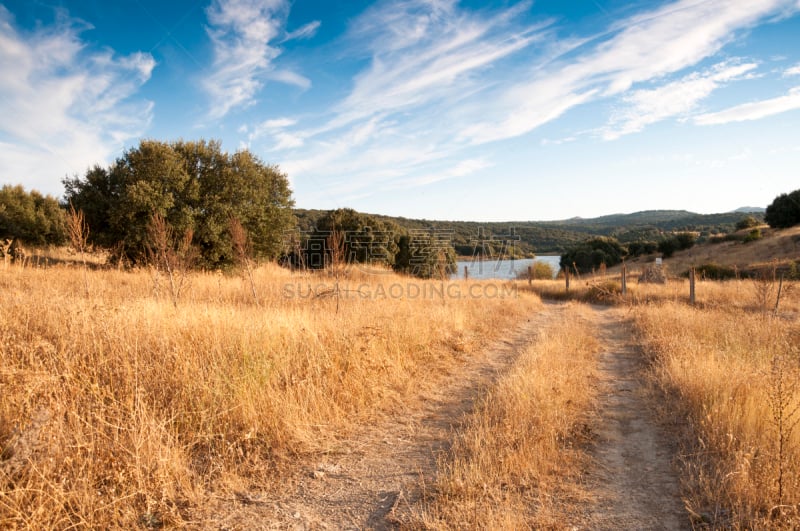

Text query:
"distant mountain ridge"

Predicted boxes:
[[294, 208, 763, 255], [732, 206, 766, 213]]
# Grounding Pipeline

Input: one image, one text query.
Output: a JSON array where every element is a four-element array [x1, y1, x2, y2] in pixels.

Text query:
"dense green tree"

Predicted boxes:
[[393, 231, 457, 279], [627, 240, 658, 257], [765, 189, 800, 229], [658, 237, 678, 258], [658, 232, 697, 258], [0, 184, 66, 245], [303, 208, 399, 268], [735, 215, 761, 231], [675, 232, 697, 250], [560, 237, 627, 274], [63, 139, 295, 267]]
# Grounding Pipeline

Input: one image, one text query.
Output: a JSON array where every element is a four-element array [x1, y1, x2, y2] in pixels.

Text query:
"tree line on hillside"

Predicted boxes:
[[1, 140, 457, 278], [558, 187, 800, 275], [286, 208, 457, 279], [2, 145, 799, 277], [559, 232, 699, 274]]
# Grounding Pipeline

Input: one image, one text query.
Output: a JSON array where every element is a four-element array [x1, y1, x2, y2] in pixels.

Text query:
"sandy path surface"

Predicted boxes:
[[210, 303, 689, 529], [212, 305, 560, 530], [570, 305, 688, 530]]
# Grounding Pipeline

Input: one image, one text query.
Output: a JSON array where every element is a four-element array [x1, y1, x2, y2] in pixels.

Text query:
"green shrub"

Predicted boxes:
[[735, 215, 761, 231], [743, 228, 762, 243], [0, 184, 66, 245], [765, 189, 800, 228], [689, 263, 737, 280], [560, 237, 627, 274]]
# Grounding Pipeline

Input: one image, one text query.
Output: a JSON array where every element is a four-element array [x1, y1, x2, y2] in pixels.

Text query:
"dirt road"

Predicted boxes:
[[212, 303, 688, 529], [570, 305, 688, 530]]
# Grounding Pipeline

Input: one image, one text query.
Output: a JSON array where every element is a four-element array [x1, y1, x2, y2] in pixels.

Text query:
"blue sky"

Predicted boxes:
[[1, 0, 799, 221]]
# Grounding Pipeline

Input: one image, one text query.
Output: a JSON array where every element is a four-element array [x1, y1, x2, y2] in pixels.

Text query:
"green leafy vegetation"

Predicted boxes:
[[559, 236, 628, 274], [63, 139, 295, 267], [0, 184, 66, 245], [765, 189, 800, 229], [658, 232, 697, 258], [736, 215, 761, 230], [297, 208, 756, 257], [689, 263, 738, 280]]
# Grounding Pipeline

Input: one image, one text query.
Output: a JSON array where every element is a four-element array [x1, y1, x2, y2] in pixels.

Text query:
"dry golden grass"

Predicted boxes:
[[660, 225, 800, 275], [412, 303, 600, 529], [634, 302, 800, 528], [526, 274, 800, 314], [0, 263, 541, 528]]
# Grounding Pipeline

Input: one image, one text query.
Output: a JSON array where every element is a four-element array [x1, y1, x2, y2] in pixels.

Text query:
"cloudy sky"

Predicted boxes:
[[1, 0, 799, 221]]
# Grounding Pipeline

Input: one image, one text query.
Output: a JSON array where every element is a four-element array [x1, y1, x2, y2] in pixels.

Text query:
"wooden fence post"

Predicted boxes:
[[528, 265, 532, 286], [565, 269, 570, 293], [464, 265, 469, 280], [621, 263, 627, 296], [689, 267, 696, 306], [774, 273, 784, 315]]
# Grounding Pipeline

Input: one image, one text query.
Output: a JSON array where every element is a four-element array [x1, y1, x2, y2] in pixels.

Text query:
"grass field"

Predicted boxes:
[[0, 261, 540, 527], [2, 251, 799, 528], [635, 302, 800, 527]]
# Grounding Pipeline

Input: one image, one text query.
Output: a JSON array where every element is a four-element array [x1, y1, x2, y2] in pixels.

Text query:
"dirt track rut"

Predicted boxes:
[[212, 303, 688, 529], [571, 305, 687, 530]]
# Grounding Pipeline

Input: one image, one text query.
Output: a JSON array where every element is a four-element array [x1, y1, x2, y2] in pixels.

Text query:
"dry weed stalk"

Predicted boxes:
[[766, 350, 800, 505], [0, 263, 541, 527], [146, 212, 197, 307], [1, 238, 11, 269], [229, 217, 259, 306], [753, 263, 778, 316], [326, 225, 347, 313], [66, 203, 90, 295]]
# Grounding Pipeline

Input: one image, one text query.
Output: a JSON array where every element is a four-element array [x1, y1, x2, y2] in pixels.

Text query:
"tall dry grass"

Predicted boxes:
[[0, 263, 541, 528], [634, 302, 800, 527], [412, 303, 599, 528], [527, 274, 800, 313]]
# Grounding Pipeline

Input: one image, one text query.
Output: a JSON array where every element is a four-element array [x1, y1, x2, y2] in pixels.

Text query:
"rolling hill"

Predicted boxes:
[[295, 208, 763, 256]]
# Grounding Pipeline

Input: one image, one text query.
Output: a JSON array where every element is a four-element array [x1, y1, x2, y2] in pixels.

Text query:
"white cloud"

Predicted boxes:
[[284, 20, 320, 41], [270, 0, 549, 199], [403, 158, 492, 187], [272, 132, 305, 150], [784, 63, 800, 76], [0, 6, 154, 195], [603, 61, 758, 140], [204, 0, 317, 118], [266, 69, 311, 90], [694, 86, 800, 124], [251, 0, 798, 202], [242, 116, 303, 150], [459, 0, 796, 145]]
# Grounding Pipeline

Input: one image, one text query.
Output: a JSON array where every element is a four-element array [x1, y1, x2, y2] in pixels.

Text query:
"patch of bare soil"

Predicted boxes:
[[206, 305, 562, 530], [570, 305, 688, 530]]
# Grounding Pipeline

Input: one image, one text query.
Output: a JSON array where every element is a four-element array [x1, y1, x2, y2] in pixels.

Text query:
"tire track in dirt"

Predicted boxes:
[[572, 305, 688, 530], [216, 303, 563, 530]]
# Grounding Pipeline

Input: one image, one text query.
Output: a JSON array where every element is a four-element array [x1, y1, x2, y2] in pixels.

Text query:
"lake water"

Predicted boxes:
[[452, 256, 561, 280]]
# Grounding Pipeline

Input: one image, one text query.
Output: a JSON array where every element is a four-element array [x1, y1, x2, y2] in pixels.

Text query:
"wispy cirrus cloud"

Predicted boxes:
[[0, 5, 154, 194], [247, 0, 798, 205], [602, 61, 758, 140], [459, 0, 796, 145], [330, 0, 549, 130], [271, 0, 550, 199], [204, 0, 319, 119], [784, 63, 800, 76], [694, 86, 800, 125]]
